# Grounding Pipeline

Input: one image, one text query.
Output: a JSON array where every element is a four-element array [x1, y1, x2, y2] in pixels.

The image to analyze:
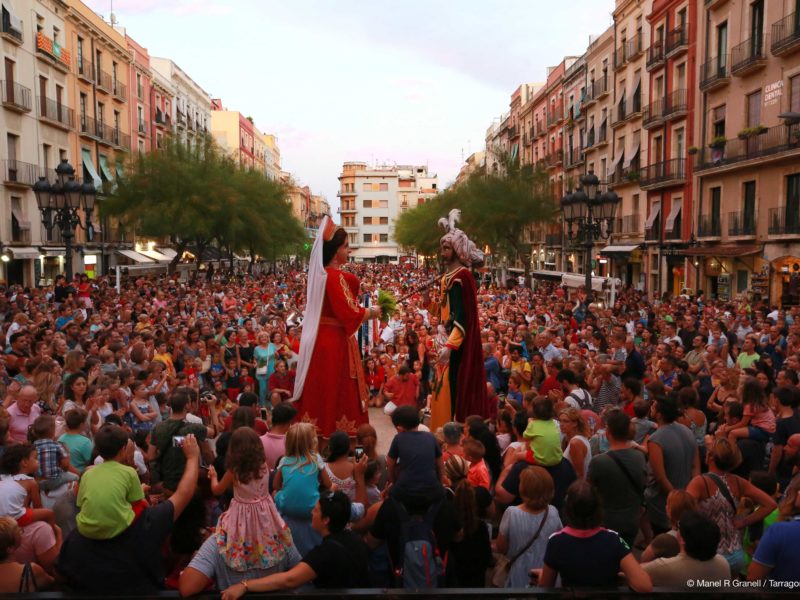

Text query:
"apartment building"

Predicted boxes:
[[337, 162, 438, 263], [0, 0, 72, 285], [484, 112, 510, 174], [150, 57, 210, 148], [454, 150, 486, 187], [149, 63, 172, 152], [123, 33, 151, 157], [263, 133, 280, 181], [692, 0, 800, 305]]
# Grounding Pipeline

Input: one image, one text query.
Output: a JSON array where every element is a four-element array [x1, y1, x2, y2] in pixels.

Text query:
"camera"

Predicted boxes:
[[260, 408, 268, 421], [172, 436, 186, 447], [354, 446, 365, 461]]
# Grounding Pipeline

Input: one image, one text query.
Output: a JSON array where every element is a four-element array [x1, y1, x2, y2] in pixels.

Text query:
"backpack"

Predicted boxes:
[[393, 500, 445, 589], [567, 388, 592, 410]]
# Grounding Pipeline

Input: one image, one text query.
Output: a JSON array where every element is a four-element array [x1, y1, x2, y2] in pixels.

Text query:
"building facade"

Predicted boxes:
[[692, 0, 800, 305], [150, 57, 210, 148], [337, 162, 438, 263]]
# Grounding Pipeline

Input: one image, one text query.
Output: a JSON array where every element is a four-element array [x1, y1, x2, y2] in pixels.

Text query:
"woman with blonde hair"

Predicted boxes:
[[706, 367, 740, 417], [0, 516, 54, 592], [272, 422, 332, 554], [62, 350, 85, 380], [558, 407, 592, 479], [495, 466, 563, 587], [32, 362, 61, 414]]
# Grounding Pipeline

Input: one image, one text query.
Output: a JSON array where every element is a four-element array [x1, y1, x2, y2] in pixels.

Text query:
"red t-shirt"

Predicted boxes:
[[384, 374, 419, 407]]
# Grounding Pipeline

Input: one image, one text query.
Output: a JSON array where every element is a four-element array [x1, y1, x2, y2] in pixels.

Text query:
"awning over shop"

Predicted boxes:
[[157, 248, 178, 260], [138, 249, 172, 262], [116, 249, 154, 264], [562, 273, 622, 292], [82, 149, 101, 189], [664, 202, 682, 232], [677, 244, 762, 258], [645, 202, 661, 229], [600, 244, 642, 255], [9, 247, 41, 260], [531, 270, 563, 282]]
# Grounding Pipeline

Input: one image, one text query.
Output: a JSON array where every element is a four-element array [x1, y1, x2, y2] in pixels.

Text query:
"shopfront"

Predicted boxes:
[[599, 245, 643, 289], [689, 244, 763, 302]]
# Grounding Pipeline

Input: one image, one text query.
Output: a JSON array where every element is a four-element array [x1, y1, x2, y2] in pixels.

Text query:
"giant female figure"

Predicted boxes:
[[292, 217, 378, 437]]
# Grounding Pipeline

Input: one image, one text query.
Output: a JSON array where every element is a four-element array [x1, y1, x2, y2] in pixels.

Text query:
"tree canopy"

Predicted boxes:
[[394, 156, 554, 276], [103, 136, 306, 270]]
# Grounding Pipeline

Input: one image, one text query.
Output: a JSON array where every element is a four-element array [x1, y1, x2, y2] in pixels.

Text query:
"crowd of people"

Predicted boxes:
[[0, 262, 799, 594]]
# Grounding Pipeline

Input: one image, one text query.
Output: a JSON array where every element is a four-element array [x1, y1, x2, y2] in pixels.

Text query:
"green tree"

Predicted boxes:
[[105, 136, 305, 272], [394, 154, 553, 280]]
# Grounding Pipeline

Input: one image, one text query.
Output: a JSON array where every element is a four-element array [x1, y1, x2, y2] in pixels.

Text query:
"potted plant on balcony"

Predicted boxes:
[[738, 125, 768, 140], [709, 136, 727, 150], [687, 146, 699, 155], [625, 170, 640, 182]]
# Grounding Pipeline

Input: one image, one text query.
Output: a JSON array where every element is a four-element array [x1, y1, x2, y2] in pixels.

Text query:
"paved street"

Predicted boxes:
[[368, 407, 396, 455]]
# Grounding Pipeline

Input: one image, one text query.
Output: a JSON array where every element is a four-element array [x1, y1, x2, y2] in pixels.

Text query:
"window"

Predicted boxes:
[[362, 183, 373, 191], [363, 233, 373, 243], [77, 37, 84, 68], [362, 199, 372, 208], [674, 128, 684, 159], [379, 216, 388, 225], [747, 90, 762, 127], [787, 174, 800, 232], [362, 216, 373, 225], [97, 102, 104, 128], [42, 144, 51, 173], [711, 187, 721, 230], [138, 139, 145, 154], [717, 22, 728, 68], [790, 74, 800, 112], [713, 105, 726, 138], [80, 93, 87, 124], [399, 180, 412, 188], [136, 73, 143, 99], [379, 182, 388, 191], [378, 199, 388, 208], [112, 61, 118, 89], [676, 63, 686, 90], [751, 1, 764, 51], [138, 106, 144, 130], [379, 233, 388, 243], [743, 181, 756, 225], [114, 110, 120, 132]]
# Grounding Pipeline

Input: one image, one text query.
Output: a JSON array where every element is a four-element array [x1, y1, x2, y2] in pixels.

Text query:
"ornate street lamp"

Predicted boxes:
[[560, 171, 621, 304], [33, 158, 97, 281]]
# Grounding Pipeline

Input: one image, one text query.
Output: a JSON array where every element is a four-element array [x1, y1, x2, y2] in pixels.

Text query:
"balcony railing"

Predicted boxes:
[[609, 159, 641, 187], [597, 122, 608, 144], [665, 25, 688, 57], [1, 81, 32, 112], [138, 121, 147, 135], [771, 12, 800, 55], [643, 97, 666, 128], [700, 56, 730, 90], [96, 68, 113, 93], [664, 88, 688, 119], [176, 110, 186, 126], [646, 42, 665, 70], [584, 78, 609, 105], [695, 123, 800, 170], [547, 104, 564, 127], [728, 210, 756, 236], [585, 128, 595, 148], [1, 15, 23, 43], [112, 79, 127, 101], [645, 226, 660, 241], [698, 214, 722, 238], [614, 34, 643, 69], [566, 147, 584, 168], [2, 159, 38, 186], [617, 214, 641, 235], [76, 58, 94, 82], [37, 96, 74, 129], [639, 158, 686, 189], [731, 36, 767, 75], [613, 93, 641, 126], [768, 207, 800, 235], [545, 233, 563, 247], [545, 149, 564, 167], [508, 124, 519, 138]]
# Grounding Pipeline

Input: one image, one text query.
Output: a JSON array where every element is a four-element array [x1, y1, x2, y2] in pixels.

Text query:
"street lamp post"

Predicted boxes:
[[560, 171, 620, 305], [33, 159, 97, 281]]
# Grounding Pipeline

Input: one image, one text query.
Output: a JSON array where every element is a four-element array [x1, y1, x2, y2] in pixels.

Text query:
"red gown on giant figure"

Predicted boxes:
[[295, 267, 369, 437]]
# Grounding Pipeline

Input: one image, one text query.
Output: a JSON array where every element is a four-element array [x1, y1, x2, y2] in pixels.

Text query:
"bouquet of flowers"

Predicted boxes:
[[377, 290, 398, 322]]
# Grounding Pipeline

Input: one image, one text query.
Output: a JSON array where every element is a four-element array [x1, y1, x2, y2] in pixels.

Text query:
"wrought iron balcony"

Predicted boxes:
[[96, 68, 113, 93], [646, 42, 665, 71], [771, 12, 800, 56], [112, 79, 127, 101], [584, 78, 609, 106], [728, 210, 756, 236], [37, 96, 74, 130], [1, 81, 31, 112], [639, 158, 686, 190], [665, 25, 688, 58], [614, 34, 643, 70], [695, 123, 800, 171], [698, 214, 722, 238], [700, 56, 730, 91], [76, 58, 94, 83], [2, 159, 38, 186], [1, 14, 23, 44], [545, 233, 563, 247], [731, 36, 768, 76], [643, 97, 666, 129], [768, 207, 800, 235]]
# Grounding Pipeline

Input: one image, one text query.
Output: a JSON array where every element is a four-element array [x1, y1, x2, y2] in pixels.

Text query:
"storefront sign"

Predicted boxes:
[[764, 80, 783, 107]]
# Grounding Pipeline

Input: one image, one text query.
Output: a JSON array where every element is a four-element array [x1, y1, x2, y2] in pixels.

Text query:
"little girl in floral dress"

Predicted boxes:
[[208, 427, 294, 572]]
